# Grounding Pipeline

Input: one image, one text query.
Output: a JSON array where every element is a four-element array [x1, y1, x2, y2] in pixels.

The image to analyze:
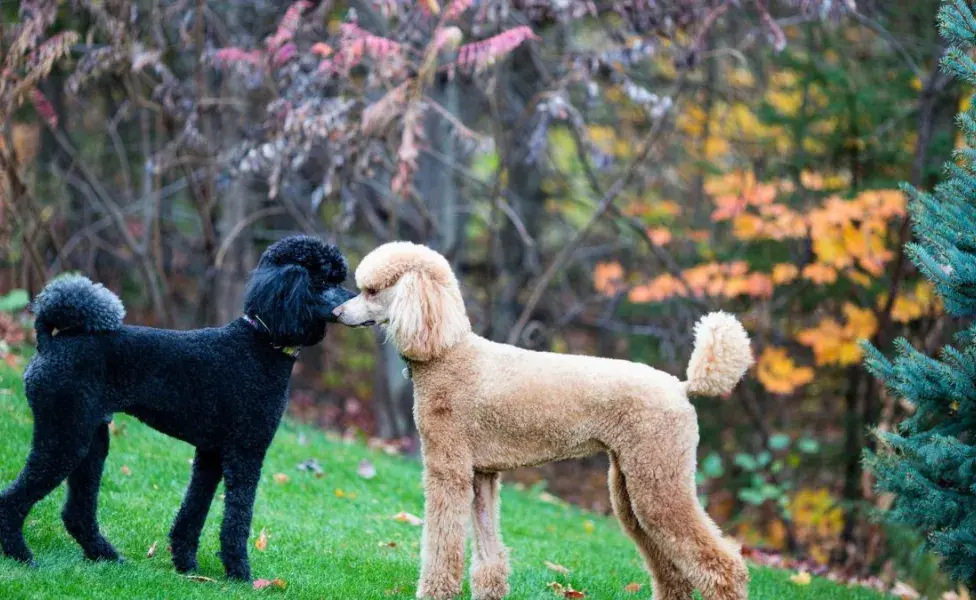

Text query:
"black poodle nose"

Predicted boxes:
[[322, 287, 357, 322]]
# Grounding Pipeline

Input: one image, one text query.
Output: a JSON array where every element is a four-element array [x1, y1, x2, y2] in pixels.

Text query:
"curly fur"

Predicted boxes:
[[32, 274, 125, 336], [685, 312, 753, 396], [349, 242, 753, 600], [0, 236, 354, 582]]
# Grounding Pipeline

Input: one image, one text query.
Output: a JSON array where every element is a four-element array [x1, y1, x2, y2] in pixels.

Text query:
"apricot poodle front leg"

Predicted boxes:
[[417, 457, 474, 600], [470, 472, 509, 600]]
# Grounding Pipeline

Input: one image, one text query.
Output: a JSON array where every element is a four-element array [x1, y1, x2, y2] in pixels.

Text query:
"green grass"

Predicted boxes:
[[0, 366, 886, 600]]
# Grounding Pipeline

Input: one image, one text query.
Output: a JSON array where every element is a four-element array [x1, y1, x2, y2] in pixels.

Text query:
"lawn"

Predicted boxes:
[[0, 365, 887, 599]]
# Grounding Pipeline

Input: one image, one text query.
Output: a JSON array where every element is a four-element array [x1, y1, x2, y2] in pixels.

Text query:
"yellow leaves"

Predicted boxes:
[[881, 281, 942, 323], [593, 262, 625, 295], [646, 227, 672, 246], [582, 520, 596, 534], [756, 347, 814, 395], [790, 571, 812, 586], [790, 488, 844, 564], [772, 264, 798, 285], [802, 264, 837, 285], [796, 304, 877, 366], [588, 125, 633, 158]]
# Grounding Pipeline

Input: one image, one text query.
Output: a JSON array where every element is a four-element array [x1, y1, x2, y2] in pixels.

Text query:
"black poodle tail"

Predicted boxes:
[[32, 275, 126, 344]]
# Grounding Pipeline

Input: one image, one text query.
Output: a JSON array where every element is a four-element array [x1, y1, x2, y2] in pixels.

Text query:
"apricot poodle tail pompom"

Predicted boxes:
[[684, 311, 753, 396]]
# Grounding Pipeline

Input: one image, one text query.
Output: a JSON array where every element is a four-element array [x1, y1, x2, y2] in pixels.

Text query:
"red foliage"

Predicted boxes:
[[30, 88, 58, 127], [457, 26, 540, 71]]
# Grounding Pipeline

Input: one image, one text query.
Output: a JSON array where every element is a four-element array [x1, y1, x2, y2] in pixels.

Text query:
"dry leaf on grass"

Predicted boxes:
[[357, 459, 377, 479], [582, 520, 595, 534], [253, 578, 287, 591], [297, 458, 324, 477], [273, 472, 290, 484], [392, 511, 423, 526], [185, 575, 218, 583], [891, 581, 920, 600], [146, 541, 157, 559], [547, 582, 586, 598], [544, 561, 570, 575], [255, 528, 269, 551], [623, 582, 642, 593], [121, 465, 132, 476], [789, 571, 812, 586]]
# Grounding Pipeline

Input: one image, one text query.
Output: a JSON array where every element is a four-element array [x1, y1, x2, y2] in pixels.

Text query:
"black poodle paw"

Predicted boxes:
[[84, 539, 123, 563], [172, 555, 199, 574], [223, 558, 252, 582]]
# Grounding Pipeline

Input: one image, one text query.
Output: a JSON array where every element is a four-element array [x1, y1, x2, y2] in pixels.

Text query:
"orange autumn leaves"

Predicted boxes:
[[592, 171, 941, 397]]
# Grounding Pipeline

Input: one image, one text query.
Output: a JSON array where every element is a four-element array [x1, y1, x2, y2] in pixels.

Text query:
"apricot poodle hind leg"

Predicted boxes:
[[608, 454, 693, 600], [416, 450, 473, 600], [62, 422, 121, 562], [469, 472, 509, 600], [0, 407, 101, 564], [617, 439, 748, 600], [170, 448, 222, 573]]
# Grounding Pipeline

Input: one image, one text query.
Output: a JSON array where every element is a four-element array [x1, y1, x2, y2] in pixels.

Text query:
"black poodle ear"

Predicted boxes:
[[243, 264, 321, 346]]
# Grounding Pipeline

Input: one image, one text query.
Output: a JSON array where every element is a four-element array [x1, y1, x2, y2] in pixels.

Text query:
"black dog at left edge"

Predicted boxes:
[[0, 236, 355, 581]]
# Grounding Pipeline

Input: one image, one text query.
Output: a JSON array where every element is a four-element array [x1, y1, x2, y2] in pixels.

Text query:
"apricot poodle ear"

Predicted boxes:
[[387, 270, 469, 361], [243, 263, 321, 346]]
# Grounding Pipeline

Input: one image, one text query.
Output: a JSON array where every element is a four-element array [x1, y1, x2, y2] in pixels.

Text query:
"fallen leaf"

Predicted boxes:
[[255, 528, 269, 551], [146, 541, 158, 558], [891, 581, 920, 599], [334, 488, 356, 499], [297, 458, 324, 477], [790, 571, 812, 586], [253, 578, 288, 591], [392, 512, 423, 526], [378, 541, 397, 548], [544, 561, 570, 575], [623, 582, 642, 593], [357, 459, 377, 480], [185, 575, 218, 583], [273, 472, 290, 485], [582, 520, 595, 534], [538, 492, 562, 505], [121, 465, 132, 476], [547, 582, 586, 598]]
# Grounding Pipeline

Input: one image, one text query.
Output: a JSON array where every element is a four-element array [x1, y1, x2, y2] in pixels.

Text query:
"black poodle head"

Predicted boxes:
[[243, 236, 356, 347]]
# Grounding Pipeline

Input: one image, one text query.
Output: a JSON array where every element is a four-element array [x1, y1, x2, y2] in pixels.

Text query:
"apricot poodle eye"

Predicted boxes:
[[364, 287, 378, 296]]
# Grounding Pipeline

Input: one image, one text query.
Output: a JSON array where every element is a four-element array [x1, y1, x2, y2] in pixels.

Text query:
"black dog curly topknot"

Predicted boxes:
[[0, 236, 355, 581]]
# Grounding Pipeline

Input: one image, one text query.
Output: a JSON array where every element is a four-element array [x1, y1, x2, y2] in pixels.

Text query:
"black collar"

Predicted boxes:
[[242, 314, 301, 358]]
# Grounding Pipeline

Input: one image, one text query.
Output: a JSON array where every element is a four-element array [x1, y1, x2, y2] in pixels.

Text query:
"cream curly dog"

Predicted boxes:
[[334, 242, 753, 600]]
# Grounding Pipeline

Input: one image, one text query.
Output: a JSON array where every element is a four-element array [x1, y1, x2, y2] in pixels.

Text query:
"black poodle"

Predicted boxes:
[[0, 235, 354, 581]]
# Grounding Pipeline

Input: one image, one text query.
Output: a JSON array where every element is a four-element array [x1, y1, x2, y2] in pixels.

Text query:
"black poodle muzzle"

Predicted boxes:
[[321, 286, 357, 322]]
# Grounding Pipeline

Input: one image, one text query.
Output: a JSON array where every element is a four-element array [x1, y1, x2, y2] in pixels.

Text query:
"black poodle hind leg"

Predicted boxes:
[[170, 448, 222, 573], [0, 401, 103, 565], [217, 450, 266, 581], [61, 422, 122, 562]]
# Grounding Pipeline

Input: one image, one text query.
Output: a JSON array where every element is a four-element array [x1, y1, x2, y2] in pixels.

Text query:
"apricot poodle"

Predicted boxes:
[[333, 241, 754, 600]]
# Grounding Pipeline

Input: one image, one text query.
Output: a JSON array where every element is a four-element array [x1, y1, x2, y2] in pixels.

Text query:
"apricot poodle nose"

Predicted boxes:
[[332, 305, 344, 317]]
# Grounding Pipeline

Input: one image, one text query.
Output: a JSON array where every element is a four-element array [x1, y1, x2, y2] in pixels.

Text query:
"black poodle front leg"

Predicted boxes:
[[170, 449, 222, 573], [218, 451, 265, 581], [0, 414, 98, 564], [62, 422, 121, 562]]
